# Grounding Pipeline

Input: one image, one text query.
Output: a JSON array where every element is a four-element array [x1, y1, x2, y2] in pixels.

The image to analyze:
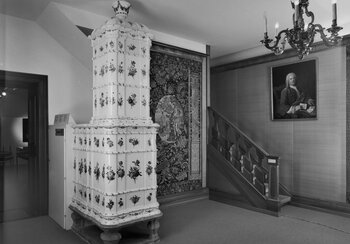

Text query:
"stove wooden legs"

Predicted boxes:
[[100, 229, 122, 244], [147, 218, 160, 243]]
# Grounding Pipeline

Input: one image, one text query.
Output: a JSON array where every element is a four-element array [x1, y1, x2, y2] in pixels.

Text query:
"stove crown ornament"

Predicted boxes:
[[112, 0, 131, 20]]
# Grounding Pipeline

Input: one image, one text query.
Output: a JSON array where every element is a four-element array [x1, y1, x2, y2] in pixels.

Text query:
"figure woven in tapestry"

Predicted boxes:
[[150, 48, 202, 196]]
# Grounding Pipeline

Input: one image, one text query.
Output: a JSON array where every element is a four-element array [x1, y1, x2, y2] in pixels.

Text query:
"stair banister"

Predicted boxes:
[[207, 107, 280, 202]]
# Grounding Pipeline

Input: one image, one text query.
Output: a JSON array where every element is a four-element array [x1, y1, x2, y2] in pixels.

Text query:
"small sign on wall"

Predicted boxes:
[[55, 129, 64, 136], [267, 158, 277, 165]]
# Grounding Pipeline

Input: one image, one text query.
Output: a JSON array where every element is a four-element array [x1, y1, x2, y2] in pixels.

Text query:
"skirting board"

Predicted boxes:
[[158, 188, 209, 209], [210, 189, 350, 218], [291, 195, 350, 218], [209, 189, 279, 217]]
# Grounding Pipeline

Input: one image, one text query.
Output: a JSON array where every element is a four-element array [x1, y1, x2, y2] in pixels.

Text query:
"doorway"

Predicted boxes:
[[0, 70, 48, 222]]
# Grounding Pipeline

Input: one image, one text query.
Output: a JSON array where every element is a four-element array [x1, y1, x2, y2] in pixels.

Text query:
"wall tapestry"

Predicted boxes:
[[271, 59, 317, 120], [150, 45, 202, 196]]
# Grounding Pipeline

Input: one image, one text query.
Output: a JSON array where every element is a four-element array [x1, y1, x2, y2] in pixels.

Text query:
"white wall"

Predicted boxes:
[[55, 3, 207, 54], [211, 46, 271, 67], [0, 14, 92, 124]]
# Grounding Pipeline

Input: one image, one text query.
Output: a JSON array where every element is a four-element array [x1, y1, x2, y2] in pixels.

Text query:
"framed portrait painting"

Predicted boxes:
[[271, 59, 317, 120]]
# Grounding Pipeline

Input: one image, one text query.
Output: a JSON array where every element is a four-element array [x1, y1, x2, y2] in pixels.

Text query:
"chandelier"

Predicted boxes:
[[261, 0, 343, 59]]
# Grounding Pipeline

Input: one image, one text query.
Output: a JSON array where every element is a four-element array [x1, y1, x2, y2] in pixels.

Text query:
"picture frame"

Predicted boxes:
[[271, 59, 317, 120]]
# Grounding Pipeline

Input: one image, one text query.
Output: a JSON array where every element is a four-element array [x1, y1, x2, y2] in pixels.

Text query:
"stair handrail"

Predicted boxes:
[[208, 107, 280, 200], [208, 107, 271, 157]]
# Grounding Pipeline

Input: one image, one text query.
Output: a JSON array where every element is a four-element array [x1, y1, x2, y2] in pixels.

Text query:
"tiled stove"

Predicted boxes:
[[69, 1, 162, 243]]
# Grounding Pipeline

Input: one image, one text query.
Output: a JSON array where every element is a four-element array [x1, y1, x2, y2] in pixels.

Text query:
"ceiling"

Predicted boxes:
[[1, 0, 350, 59]]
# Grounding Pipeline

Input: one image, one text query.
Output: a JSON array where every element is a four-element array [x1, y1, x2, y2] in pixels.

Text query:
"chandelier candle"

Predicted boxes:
[[275, 22, 279, 36], [264, 13, 268, 33], [332, 0, 337, 26], [295, 0, 300, 23]]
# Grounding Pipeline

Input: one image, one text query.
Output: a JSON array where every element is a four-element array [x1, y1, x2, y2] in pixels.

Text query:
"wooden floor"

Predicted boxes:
[[2, 199, 350, 244]]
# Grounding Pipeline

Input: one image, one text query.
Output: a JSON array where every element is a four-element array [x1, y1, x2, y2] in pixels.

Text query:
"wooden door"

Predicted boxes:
[[0, 70, 48, 221]]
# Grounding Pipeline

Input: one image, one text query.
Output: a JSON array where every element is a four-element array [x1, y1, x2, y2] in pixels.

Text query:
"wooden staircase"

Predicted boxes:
[[207, 107, 291, 214]]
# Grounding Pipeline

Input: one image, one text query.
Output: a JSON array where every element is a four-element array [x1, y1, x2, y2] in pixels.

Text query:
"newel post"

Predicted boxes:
[[267, 156, 280, 200]]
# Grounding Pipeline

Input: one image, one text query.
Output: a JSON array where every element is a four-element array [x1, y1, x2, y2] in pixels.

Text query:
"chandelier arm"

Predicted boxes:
[[261, 29, 289, 50], [305, 25, 316, 46], [313, 24, 338, 47], [303, 6, 314, 25]]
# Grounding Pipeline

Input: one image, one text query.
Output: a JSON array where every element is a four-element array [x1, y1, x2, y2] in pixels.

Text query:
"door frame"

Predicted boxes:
[[0, 70, 48, 215]]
